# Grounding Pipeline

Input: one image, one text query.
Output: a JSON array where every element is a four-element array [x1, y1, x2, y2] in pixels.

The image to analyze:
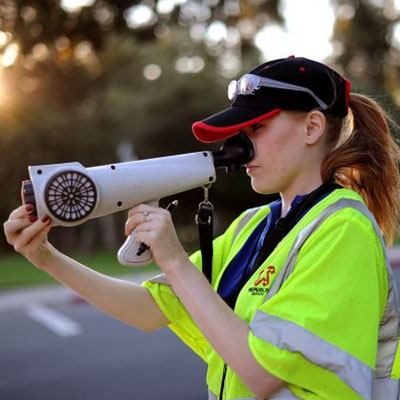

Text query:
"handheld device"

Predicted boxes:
[[21, 133, 254, 266]]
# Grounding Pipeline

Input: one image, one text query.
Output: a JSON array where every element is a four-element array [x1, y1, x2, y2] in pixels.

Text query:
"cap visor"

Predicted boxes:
[[192, 107, 281, 143]]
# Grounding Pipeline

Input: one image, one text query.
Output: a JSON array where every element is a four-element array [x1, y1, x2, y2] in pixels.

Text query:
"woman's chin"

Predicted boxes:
[[250, 179, 277, 195]]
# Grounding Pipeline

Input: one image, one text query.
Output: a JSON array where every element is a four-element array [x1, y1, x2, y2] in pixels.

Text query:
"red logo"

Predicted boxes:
[[254, 266, 276, 287]]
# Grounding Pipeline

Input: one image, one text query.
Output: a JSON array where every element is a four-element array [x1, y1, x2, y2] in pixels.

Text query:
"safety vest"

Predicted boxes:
[[143, 188, 400, 399]]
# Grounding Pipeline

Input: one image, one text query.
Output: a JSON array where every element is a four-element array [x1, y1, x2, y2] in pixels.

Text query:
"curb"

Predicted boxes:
[[2, 247, 400, 314]]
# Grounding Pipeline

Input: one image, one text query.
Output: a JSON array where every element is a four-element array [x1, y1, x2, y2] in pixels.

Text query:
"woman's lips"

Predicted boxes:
[[246, 164, 259, 174]]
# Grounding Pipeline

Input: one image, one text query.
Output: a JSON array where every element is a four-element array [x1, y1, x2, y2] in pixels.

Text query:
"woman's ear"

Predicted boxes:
[[304, 111, 326, 145]]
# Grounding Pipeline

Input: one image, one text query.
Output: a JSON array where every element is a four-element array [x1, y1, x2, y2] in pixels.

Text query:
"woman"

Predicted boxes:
[[4, 56, 400, 399]]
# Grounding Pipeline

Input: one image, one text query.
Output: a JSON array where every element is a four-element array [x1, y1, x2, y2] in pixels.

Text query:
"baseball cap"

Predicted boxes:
[[192, 56, 351, 143]]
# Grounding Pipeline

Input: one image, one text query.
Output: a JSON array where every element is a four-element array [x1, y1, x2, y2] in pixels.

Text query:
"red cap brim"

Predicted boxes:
[[192, 108, 282, 143]]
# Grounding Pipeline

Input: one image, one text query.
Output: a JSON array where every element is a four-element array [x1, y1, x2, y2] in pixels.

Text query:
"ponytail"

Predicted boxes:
[[321, 93, 400, 245]]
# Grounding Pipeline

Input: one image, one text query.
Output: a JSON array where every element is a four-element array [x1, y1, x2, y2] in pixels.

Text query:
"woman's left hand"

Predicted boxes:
[[125, 204, 188, 272]]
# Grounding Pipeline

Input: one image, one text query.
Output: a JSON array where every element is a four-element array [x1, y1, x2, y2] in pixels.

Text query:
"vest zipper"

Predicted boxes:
[[219, 364, 228, 400]]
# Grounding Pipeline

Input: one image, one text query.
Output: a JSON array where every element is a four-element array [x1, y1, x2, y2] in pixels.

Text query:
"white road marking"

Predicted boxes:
[[25, 303, 83, 337]]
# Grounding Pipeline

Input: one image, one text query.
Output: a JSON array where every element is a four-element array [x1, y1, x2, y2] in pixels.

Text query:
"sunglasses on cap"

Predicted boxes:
[[227, 74, 329, 110]]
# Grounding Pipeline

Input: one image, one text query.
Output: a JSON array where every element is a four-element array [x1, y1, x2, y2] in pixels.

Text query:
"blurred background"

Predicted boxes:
[[0, 0, 400, 399], [1, 0, 400, 256]]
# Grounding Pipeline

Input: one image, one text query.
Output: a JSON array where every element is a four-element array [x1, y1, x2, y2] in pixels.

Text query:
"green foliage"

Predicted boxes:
[[0, 253, 57, 289], [0, 28, 262, 252], [0, 1, 285, 253], [2, 0, 400, 254], [331, 0, 400, 117], [0, 250, 160, 291], [0, 1, 283, 54]]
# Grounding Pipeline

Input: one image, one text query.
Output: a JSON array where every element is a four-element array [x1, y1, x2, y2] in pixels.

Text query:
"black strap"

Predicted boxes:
[[196, 201, 214, 283], [224, 181, 341, 309], [251, 181, 341, 275]]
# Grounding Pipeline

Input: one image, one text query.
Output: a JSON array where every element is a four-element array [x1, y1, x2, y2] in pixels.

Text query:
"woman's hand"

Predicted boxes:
[[3, 204, 53, 268], [125, 204, 188, 272]]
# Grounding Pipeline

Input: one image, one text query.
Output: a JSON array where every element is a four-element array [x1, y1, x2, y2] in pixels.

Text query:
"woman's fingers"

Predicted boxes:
[[3, 203, 37, 245], [125, 211, 152, 236], [126, 206, 163, 235], [3, 218, 33, 244], [8, 204, 36, 220], [12, 216, 51, 253], [125, 207, 172, 236], [128, 204, 156, 218], [22, 223, 52, 256]]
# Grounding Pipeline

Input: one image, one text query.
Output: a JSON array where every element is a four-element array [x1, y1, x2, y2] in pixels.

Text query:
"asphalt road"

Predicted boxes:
[[2, 252, 400, 400], [0, 299, 208, 400]]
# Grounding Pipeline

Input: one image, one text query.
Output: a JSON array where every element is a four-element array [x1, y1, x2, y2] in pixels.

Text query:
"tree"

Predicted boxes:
[[0, 1, 286, 252], [0, 1, 282, 61], [0, 28, 265, 253], [330, 0, 400, 119]]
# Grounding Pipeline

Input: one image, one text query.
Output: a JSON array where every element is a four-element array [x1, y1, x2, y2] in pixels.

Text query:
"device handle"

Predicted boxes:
[[117, 200, 158, 267]]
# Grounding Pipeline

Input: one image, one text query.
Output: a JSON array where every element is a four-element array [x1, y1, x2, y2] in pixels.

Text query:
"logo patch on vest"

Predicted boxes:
[[248, 266, 276, 296]]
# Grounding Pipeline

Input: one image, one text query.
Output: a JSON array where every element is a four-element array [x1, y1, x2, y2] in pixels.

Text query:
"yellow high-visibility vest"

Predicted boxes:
[[143, 188, 400, 400]]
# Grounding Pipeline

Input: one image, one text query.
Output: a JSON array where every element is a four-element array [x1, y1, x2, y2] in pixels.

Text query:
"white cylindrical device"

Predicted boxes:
[[27, 151, 216, 227], [22, 132, 255, 267]]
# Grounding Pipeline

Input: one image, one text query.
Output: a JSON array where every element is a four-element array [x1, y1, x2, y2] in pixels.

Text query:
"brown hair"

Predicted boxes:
[[321, 93, 400, 245]]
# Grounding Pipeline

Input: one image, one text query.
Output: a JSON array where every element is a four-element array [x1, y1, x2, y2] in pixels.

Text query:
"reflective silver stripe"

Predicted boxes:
[[208, 390, 218, 400], [265, 199, 371, 301], [229, 398, 258, 400], [232, 206, 265, 243], [268, 387, 302, 399], [250, 311, 373, 400], [296, 199, 400, 385], [147, 273, 170, 286], [350, 203, 400, 384], [266, 198, 400, 382], [208, 387, 301, 399], [146, 272, 179, 296], [372, 377, 399, 399], [249, 198, 400, 400]]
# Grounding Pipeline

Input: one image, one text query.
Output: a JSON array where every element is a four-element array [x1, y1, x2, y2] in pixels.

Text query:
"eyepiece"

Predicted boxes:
[[212, 132, 255, 172]]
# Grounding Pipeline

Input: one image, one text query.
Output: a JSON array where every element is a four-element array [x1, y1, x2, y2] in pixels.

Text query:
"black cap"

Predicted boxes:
[[192, 56, 351, 143]]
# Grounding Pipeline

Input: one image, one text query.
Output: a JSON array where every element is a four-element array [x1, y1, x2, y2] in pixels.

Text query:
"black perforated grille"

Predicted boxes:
[[44, 170, 97, 222]]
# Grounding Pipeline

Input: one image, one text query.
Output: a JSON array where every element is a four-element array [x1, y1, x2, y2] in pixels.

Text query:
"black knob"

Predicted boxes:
[[21, 180, 36, 213]]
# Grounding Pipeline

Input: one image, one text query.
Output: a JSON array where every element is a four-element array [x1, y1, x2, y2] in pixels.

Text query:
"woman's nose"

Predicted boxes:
[[240, 127, 253, 137]]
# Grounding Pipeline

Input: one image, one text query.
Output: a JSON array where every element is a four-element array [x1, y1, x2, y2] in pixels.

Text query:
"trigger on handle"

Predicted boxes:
[[118, 200, 159, 267], [136, 243, 148, 256], [117, 230, 153, 267]]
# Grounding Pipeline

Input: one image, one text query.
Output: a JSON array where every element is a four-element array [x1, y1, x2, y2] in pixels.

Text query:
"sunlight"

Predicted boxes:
[[156, 0, 186, 15], [124, 5, 157, 29], [0, 69, 15, 110], [255, 0, 334, 62], [393, 22, 400, 49], [2, 43, 19, 67], [61, 0, 95, 13], [0, 31, 8, 47], [143, 64, 162, 80]]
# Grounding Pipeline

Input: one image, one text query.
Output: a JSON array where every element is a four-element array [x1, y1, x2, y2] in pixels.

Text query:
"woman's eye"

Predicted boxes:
[[251, 124, 262, 132]]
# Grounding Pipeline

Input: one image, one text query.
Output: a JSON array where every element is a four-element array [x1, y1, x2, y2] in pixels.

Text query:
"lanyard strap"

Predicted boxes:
[[196, 185, 214, 283], [251, 181, 341, 273], [224, 181, 341, 309]]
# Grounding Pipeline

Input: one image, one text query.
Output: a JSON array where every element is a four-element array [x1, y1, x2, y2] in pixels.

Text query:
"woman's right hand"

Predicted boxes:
[[3, 205, 53, 268]]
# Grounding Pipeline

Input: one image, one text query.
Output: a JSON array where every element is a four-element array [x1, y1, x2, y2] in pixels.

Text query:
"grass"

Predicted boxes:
[[0, 251, 160, 292]]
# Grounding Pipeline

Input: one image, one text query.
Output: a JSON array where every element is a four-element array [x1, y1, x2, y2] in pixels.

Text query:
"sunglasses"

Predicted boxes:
[[227, 74, 328, 110]]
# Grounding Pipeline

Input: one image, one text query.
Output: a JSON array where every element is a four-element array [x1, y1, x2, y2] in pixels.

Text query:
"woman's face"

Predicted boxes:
[[243, 111, 315, 195]]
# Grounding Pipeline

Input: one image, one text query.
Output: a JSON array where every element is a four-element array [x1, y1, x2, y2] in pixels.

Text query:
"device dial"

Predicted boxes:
[[44, 170, 97, 222]]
